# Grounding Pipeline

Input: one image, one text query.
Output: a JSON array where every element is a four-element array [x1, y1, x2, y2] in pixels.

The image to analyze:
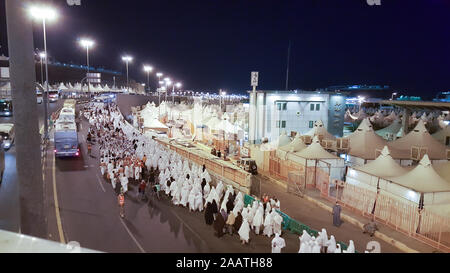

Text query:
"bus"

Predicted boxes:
[[54, 121, 79, 157], [0, 123, 15, 150]]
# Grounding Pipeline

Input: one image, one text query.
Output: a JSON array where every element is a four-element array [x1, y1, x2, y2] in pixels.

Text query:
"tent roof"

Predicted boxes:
[[293, 136, 339, 159], [389, 155, 450, 193], [144, 118, 168, 129], [279, 134, 306, 152], [354, 146, 408, 178], [388, 120, 448, 160], [433, 161, 450, 184], [304, 120, 336, 140], [375, 118, 403, 138], [346, 118, 388, 159], [432, 125, 450, 144]]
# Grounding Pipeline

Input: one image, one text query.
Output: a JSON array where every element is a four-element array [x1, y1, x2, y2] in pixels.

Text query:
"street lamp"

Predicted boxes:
[[165, 80, 172, 102], [172, 82, 182, 105], [29, 5, 58, 141], [391, 92, 398, 101], [38, 52, 46, 85], [122, 55, 133, 93], [143, 65, 153, 93], [79, 38, 94, 96]]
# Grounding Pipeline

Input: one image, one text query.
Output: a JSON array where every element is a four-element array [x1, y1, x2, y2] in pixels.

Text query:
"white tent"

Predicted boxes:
[[432, 125, 450, 146], [353, 146, 408, 179], [375, 118, 403, 140], [276, 133, 307, 159], [291, 136, 339, 160], [345, 118, 387, 160], [388, 119, 448, 160], [260, 131, 292, 151], [57, 82, 68, 90], [143, 118, 168, 130], [304, 120, 336, 140]]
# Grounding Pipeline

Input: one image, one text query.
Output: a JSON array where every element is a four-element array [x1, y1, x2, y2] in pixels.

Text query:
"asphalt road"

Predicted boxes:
[[43, 105, 303, 253]]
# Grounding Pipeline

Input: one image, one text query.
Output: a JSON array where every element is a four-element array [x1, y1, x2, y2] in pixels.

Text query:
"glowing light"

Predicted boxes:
[[156, 73, 163, 78], [176, 82, 182, 88], [143, 65, 153, 72], [79, 39, 94, 48], [408, 190, 416, 199], [122, 56, 133, 62], [39, 52, 46, 59], [29, 6, 58, 21]]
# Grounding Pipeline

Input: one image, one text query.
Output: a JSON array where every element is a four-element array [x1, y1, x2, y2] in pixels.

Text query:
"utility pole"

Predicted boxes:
[[5, 0, 47, 237]]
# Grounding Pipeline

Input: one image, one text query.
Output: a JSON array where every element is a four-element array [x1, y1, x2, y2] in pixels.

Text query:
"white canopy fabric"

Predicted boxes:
[[304, 120, 336, 140], [433, 161, 450, 184], [206, 116, 221, 130], [144, 118, 168, 129], [354, 146, 408, 178], [276, 133, 307, 159], [292, 136, 339, 160], [345, 118, 387, 160], [57, 82, 68, 90], [388, 120, 448, 160], [375, 118, 403, 140], [260, 131, 292, 151], [389, 155, 450, 193], [432, 125, 450, 145]]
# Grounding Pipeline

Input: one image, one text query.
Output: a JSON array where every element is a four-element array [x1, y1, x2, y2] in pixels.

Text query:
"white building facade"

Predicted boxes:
[[248, 90, 346, 143]]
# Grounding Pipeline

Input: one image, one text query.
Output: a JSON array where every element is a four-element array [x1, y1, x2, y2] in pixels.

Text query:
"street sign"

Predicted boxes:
[[251, 72, 259, 87], [86, 73, 101, 83]]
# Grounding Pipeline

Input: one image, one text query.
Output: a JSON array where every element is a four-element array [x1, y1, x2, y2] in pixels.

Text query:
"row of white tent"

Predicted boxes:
[[137, 100, 246, 135]]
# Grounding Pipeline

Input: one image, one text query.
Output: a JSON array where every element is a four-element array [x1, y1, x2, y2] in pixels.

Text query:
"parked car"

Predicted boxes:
[[236, 157, 258, 175], [0, 123, 15, 150]]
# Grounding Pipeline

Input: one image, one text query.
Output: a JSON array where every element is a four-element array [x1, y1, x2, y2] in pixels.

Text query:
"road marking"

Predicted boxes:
[[95, 174, 106, 193], [52, 151, 66, 244], [119, 217, 145, 253]]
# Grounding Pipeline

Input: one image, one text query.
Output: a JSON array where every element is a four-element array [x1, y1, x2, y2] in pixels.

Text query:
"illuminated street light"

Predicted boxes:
[[122, 55, 133, 93], [29, 5, 58, 141], [38, 52, 46, 85], [79, 38, 95, 96], [143, 65, 153, 93]]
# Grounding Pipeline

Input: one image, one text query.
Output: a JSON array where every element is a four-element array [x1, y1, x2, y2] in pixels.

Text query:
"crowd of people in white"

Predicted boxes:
[[81, 102, 359, 253]]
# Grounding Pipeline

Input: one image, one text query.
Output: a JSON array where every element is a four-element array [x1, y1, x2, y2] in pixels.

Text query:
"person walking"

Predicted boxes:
[[118, 190, 125, 218], [139, 180, 147, 200], [332, 202, 342, 227], [87, 142, 92, 157]]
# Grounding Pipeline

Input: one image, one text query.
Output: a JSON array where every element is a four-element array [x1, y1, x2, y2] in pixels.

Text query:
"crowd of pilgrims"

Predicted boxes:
[[81, 102, 357, 253]]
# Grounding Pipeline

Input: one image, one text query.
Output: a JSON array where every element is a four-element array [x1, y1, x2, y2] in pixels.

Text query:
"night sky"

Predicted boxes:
[[0, 0, 449, 98]]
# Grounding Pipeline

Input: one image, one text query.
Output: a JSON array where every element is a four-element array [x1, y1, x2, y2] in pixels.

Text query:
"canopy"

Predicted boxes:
[[432, 125, 450, 145], [304, 120, 336, 140], [345, 118, 387, 160], [354, 146, 408, 178], [143, 118, 168, 129], [389, 155, 450, 193], [388, 120, 448, 160], [375, 118, 403, 140], [276, 133, 307, 159], [292, 136, 339, 159]]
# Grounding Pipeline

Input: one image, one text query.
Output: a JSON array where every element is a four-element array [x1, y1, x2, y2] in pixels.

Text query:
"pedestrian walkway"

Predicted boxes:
[[258, 170, 440, 253]]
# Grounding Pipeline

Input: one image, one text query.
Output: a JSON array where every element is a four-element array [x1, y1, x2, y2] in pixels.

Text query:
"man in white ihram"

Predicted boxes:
[[271, 233, 286, 253]]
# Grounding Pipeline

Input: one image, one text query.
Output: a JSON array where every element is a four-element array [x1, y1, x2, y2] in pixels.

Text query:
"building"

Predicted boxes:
[[248, 90, 346, 144]]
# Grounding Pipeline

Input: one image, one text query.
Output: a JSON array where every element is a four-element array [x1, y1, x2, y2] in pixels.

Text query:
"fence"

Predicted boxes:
[[323, 181, 450, 252], [156, 139, 252, 193]]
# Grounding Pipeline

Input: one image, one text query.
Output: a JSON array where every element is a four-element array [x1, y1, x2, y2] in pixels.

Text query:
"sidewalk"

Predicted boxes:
[[258, 170, 440, 253]]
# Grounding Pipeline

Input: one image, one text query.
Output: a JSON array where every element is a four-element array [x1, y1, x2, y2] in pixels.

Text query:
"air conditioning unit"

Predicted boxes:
[[411, 146, 427, 161]]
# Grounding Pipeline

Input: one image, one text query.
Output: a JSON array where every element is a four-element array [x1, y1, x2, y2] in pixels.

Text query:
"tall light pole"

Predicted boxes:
[[173, 82, 182, 105], [79, 38, 94, 97], [29, 5, 58, 141], [143, 65, 153, 93], [156, 72, 163, 96], [165, 78, 171, 103], [39, 52, 46, 85], [122, 55, 133, 93]]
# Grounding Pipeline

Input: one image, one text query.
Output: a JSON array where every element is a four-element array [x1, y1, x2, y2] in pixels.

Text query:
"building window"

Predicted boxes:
[[277, 102, 287, 111], [276, 120, 286, 128], [281, 121, 286, 128], [309, 121, 314, 128], [316, 104, 320, 111], [310, 104, 315, 111]]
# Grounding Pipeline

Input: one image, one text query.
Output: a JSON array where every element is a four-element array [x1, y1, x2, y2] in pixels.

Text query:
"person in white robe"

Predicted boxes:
[[134, 164, 141, 181], [238, 218, 250, 244], [110, 170, 117, 189], [252, 206, 264, 235], [188, 188, 197, 211], [180, 184, 190, 207], [271, 209, 283, 235], [334, 244, 342, 253], [194, 190, 203, 212], [311, 239, 321, 253], [326, 235, 337, 253], [263, 210, 274, 237], [271, 233, 286, 253], [344, 240, 355, 253], [120, 173, 128, 193]]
